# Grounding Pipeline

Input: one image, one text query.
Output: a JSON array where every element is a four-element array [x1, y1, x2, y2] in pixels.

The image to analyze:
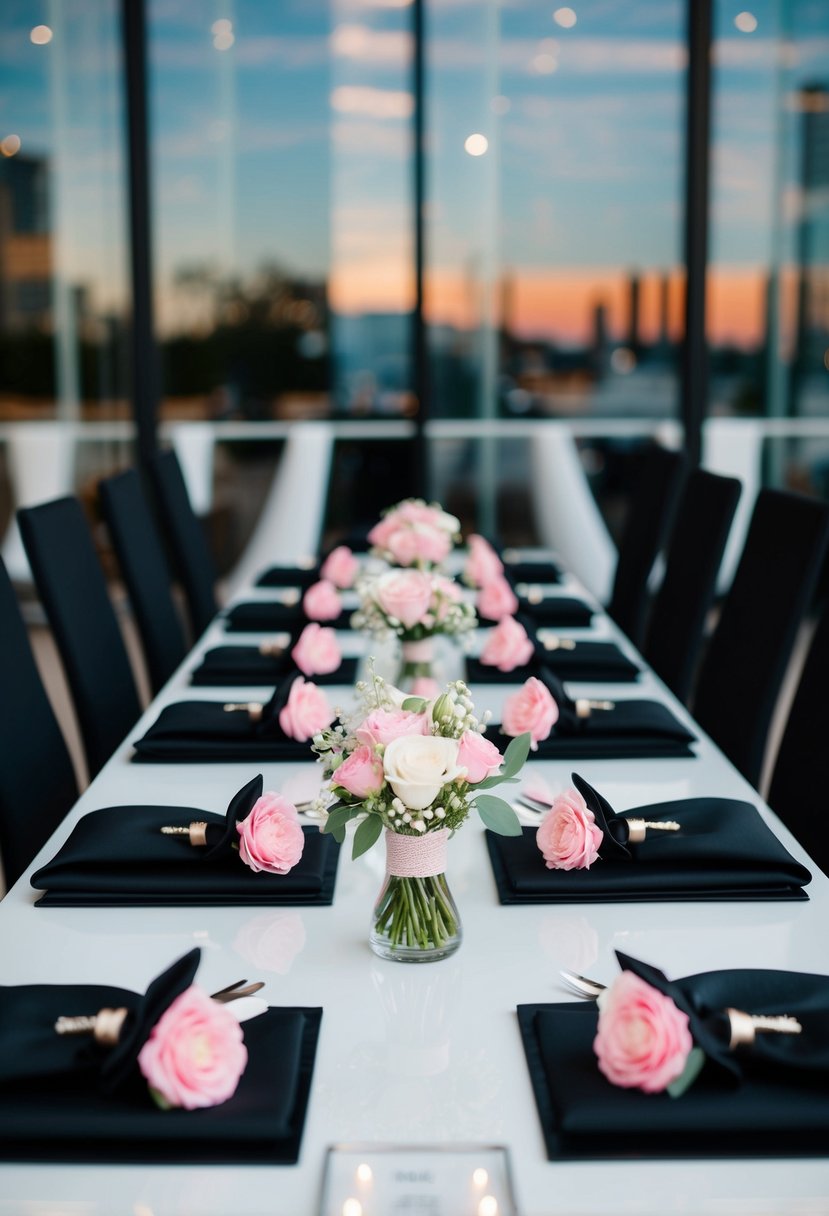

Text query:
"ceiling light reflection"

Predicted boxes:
[[30, 25, 52, 45], [553, 7, 577, 28], [734, 11, 758, 33], [213, 30, 235, 50], [464, 133, 489, 156], [532, 53, 558, 74], [1, 134, 21, 157]]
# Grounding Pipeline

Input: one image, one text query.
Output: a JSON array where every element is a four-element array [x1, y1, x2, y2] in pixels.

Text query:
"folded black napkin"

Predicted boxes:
[[479, 596, 593, 629], [190, 645, 358, 688], [132, 674, 322, 762], [484, 669, 695, 759], [31, 776, 339, 906], [519, 954, 829, 1159], [255, 564, 319, 589], [0, 948, 321, 1163], [466, 645, 639, 686], [503, 560, 562, 585], [486, 773, 810, 902], [224, 600, 353, 633]]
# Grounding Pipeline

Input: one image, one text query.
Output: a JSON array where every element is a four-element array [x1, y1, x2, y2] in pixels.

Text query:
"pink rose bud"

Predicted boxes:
[[320, 545, 359, 589], [334, 744, 385, 798], [236, 791, 305, 874], [536, 787, 604, 870], [385, 523, 452, 568], [137, 985, 248, 1111], [464, 534, 504, 587], [355, 707, 430, 748], [479, 616, 535, 672], [374, 569, 434, 629], [291, 623, 342, 676], [501, 676, 559, 749], [456, 730, 504, 784], [278, 677, 335, 741], [477, 576, 519, 622], [302, 579, 342, 622], [593, 970, 694, 1093]]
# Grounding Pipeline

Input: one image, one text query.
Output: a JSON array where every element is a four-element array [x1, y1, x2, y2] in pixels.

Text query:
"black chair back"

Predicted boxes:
[[693, 488, 829, 787], [18, 497, 143, 779], [643, 468, 741, 702], [147, 450, 218, 639], [767, 602, 829, 875], [606, 445, 688, 647], [0, 557, 78, 887], [100, 469, 188, 694]]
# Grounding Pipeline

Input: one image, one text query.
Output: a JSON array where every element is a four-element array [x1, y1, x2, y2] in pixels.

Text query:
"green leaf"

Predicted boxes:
[[473, 794, 523, 836], [472, 774, 519, 791], [666, 1047, 706, 1099], [322, 804, 361, 843], [352, 813, 384, 860], [402, 697, 427, 713], [501, 732, 531, 779]]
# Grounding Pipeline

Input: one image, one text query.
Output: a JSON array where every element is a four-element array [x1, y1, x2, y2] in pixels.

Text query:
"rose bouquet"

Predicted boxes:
[[368, 499, 461, 570], [312, 670, 529, 961], [352, 567, 477, 692]]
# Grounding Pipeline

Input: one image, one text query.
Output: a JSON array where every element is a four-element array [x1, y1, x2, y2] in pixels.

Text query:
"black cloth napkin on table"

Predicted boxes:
[[518, 955, 829, 1160], [0, 948, 321, 1163], [190, 644, 358, 688], [467, 626, 640, 683], [486, 773, 811, 903], [224, 599, 353, 633], [30, 775, 340, 906], [479, 596, 593, 629], [131, 673, 322, 762], [255, 564, 320, 589], [503, 559, 562, 585], [484, 668, 695, 759]]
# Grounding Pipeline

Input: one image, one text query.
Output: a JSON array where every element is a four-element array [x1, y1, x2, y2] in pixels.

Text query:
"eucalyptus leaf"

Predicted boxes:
[[666, 1047, 706, 1099], [501, 732, 531, 778], [474, 794, 523, 836], [472, 774, 519, 791], [322, 804, 361, 843], [402, 697, 427, 713], [352, 813, 384, 860]]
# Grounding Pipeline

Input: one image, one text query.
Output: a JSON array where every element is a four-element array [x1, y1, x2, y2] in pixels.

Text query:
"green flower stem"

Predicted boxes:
[[373, 873, 457, 952]]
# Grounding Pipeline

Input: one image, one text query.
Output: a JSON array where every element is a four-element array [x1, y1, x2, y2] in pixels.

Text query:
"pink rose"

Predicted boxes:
[[536, 787, 603, 870], [355, 707, 430, 748], [302, 579, 342, 622], [367, 512, 400, 549], [291, 623, 342, 676], [320, 545, 358, 589], [374, 569, 434, 629], [501, 676, 559, 749], [593, 971, 693, 1093], [137, 985, 248, 1110], [334, 744, 385, 798], [464, 534, 504, 587], [431, 574, 463, 622], [279, 677, 334, 740], [479, 616, 535, 672], [457, 730, 503, 784], [385, 523, 452, 568], [477, 576, 519, 622], [236, 791, 305, 874]]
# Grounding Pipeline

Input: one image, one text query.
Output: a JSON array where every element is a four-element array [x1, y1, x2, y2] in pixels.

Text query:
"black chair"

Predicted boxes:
[[100, 469, 188, 695], [767, 601, 829, 875], [606, 444, 688, 648], [643, 468, 742, 702], [18, 497, 143, 779], [0, 556, 78, 887], [146, 449, 219, 639], [692, 488, 829, 788]]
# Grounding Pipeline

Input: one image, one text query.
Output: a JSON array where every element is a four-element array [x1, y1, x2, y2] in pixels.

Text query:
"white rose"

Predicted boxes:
[[383, 735, 463, 810]]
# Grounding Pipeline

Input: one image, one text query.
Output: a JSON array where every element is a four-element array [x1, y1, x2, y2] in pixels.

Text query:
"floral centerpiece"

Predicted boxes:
[[368, 499, 461, 570], [352, 568, 477, 693], [312, 669, 529, 962]]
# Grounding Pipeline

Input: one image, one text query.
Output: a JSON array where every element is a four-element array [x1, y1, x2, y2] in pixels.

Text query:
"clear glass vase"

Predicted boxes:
[[369, 829, 462, 963], [396, 637, 437, 694]]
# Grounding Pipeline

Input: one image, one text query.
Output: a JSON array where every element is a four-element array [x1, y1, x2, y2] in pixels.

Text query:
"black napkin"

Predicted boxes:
[[479, 596, 593, 629], [131, 674, 324, 762], [518, 960, 829, 1159], [31, 777, 340, 906], [466, 647, 639, 686], [224, 600, 353, 633], [503, 560, 562, 585], [486, 773, 811, 902], [0, 949, 321, 1163], [256, 564, 320, 589], [190, 644, 358, 688], [485, 668, 695, 759]]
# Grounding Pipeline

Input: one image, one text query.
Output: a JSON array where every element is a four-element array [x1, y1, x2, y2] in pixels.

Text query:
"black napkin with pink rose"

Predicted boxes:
[[224, 600, 353, 632], [190, 644, 358, 687]]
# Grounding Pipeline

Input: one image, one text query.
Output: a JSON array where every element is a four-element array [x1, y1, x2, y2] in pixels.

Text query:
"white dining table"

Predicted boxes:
[[1, 559, 828, 1215]]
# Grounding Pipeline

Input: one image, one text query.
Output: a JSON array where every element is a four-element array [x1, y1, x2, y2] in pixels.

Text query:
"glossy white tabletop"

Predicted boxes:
[[1, 562, 828, 1215]]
